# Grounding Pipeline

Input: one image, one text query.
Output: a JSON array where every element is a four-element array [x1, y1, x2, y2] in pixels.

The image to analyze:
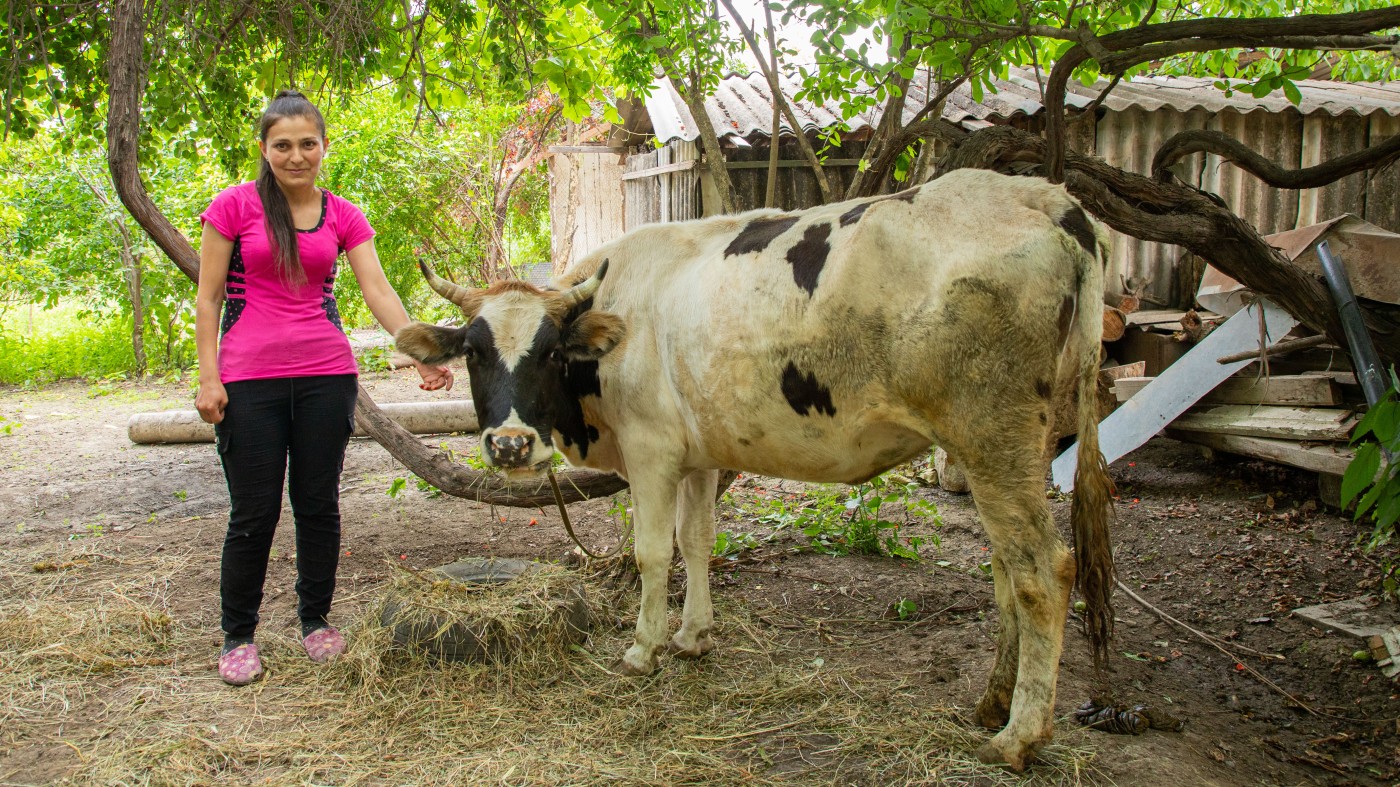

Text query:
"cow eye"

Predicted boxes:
[[549, 349, 564, 363]]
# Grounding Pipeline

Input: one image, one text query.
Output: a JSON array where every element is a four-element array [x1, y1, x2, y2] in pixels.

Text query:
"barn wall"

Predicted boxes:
[[623, 140, 701, 230], [548, 149, 625, 273], [1094, 106, 1213, 306], [1364, 113, 1400, 231], [1093, 106, 1398, 309]]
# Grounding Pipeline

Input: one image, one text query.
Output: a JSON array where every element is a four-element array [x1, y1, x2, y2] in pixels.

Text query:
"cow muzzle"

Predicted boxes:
[[483, 427, 549, 475]]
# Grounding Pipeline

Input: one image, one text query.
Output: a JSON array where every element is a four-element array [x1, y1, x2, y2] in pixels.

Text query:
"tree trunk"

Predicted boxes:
[[942, 125, 1400, 364], [102, 0, 632, 507], [676, 76, 736, 215], [118, 227, 147, 376]]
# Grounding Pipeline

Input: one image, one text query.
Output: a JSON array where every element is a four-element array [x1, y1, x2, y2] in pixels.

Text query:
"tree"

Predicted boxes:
[[7, 0, 1400, 505]]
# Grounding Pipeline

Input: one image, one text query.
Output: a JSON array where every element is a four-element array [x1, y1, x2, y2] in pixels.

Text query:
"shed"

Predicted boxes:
[[548, 69, 1400, 307]]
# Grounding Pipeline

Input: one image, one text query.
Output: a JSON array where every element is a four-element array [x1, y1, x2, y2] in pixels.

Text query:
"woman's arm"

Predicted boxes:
[[195, 223, 233, 424], [345, 239, 454, 391]]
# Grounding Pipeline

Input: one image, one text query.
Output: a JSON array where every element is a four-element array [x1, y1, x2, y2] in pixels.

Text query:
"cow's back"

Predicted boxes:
[[567, 169, 1097, 483]]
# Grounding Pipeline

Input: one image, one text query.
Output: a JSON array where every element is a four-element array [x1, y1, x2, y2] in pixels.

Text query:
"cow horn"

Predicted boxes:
[[558, 259, 609, 308], [418, 258, 483, 317]]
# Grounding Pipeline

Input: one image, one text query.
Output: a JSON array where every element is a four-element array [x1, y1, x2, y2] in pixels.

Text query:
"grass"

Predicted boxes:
[[0, 540, 1104, 786], [0, 304, 144, 386]]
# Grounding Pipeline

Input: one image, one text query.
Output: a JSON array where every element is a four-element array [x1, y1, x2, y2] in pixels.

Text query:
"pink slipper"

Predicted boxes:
[[302, 626, 346, 663], [219, 643, 263, 686]]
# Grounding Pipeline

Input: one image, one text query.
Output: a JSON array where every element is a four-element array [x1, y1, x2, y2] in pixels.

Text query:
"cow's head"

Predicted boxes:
[[396, 260, 624, 479]]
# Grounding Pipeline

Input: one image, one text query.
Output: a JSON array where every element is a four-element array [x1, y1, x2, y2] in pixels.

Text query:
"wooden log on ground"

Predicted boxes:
[[129, 400, 481, 444], [1102, 305, 1128, 342], [1113, 374, 1343, 407]]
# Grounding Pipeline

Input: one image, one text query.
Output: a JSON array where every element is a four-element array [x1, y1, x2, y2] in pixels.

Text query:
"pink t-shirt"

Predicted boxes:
[[200, 182, 375, 382]]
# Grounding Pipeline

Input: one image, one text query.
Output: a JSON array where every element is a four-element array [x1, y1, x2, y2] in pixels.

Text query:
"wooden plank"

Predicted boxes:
[[1164, 428, 1353, 476], [1053, 299, 1299, 491], [620, 159, 698, 181], [1302, 369, 1360, 386], [1170, 404, 1357, 441], [724, 159, 862, 170], [1291, 595, 1398, 640], [548, 145, 623, 154], [1114, 375, 1343, 406]]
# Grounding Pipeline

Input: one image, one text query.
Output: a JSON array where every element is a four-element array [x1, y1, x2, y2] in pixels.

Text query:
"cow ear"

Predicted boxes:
[[396, 322, 470, 365], [561, 311, 625, 361]]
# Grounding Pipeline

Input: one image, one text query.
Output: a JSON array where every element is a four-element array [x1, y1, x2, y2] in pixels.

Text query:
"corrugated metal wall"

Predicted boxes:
[[1094, 107, 1398, 308], [549, 150, 626, 272]]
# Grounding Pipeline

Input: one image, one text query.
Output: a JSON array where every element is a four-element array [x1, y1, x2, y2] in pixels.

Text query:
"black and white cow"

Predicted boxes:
[[397, 168, 1115, 770]]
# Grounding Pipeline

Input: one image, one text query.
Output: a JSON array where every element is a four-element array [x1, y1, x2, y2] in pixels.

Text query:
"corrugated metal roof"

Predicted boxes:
[[641, 67, 1400, 145]]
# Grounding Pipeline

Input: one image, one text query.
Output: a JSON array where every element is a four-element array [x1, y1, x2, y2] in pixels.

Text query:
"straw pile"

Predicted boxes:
[[378, 558, 592, 662], [0, 542, 1101, 785]]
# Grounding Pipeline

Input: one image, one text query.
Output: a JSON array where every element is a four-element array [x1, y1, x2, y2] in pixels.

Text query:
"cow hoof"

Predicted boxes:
[[975, 736, 1037, 772], [972, 696, 1010, 730], [667, 635, 714, 659], [611, 648, 657, 676]]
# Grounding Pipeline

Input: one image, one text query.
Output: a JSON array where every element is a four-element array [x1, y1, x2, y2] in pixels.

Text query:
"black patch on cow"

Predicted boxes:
[[555, 359, 602, 458], [889, 187, 918, 203], [1058, 206, 1097, 257], [787, 223, 832, 296], [725, 216, 798, 257], [1035, 379, 1053, 400], [781, 362, 836, 417], [839, 202, 871, 227], [463, 321, 512, 433]]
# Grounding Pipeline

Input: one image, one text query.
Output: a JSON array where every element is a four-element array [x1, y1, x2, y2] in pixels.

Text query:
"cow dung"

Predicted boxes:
[[380, 557, 592, 663]]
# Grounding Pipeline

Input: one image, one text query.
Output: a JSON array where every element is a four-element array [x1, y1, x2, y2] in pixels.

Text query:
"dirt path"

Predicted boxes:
[[1, 372, 1396, 785]]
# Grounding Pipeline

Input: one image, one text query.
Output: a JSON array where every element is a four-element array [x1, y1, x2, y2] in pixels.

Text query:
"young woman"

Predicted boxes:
[[195, 90, 452, 686]]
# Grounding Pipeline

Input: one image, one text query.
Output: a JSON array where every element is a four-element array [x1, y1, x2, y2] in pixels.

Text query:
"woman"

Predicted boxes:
[[195, 90, 452, 686]]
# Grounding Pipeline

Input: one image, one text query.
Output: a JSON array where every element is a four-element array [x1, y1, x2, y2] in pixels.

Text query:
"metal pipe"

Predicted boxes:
[[1316, 240, 1388, 407]]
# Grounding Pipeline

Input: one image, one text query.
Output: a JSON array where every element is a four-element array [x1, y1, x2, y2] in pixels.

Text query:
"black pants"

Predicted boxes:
[[216, 375, 358, 638]]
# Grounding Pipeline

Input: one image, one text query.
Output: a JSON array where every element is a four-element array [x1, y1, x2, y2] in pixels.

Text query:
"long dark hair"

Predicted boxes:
[[257, 89, 326, 286]]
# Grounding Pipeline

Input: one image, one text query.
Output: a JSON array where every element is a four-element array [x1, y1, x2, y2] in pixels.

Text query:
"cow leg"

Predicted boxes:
[[669, 468, 719, 658], [615, 463, 682, 676], [973, 550, 1019, 730], [964, 470, 1076, 772]]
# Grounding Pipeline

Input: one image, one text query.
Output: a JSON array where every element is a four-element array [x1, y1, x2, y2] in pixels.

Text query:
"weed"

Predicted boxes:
[[68, 522, 106, 540], [713, 530, 759, 559], [0, 414, 19, 436], [416, 477, 443, 498], [387, 477, 408, 498], [892, 598, 918, 620], [738, 472, 940, 560], [356, 342, 395, 371], [172, 489, 187, 501]]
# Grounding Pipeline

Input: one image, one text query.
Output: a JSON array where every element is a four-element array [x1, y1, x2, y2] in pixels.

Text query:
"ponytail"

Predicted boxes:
[[256, 89, 326, 286]]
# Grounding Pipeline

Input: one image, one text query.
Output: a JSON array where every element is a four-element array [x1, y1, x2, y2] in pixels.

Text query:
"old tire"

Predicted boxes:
[[381, 557, 592, 662]]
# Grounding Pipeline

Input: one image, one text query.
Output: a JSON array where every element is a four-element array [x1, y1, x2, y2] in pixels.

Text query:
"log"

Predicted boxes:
[[129, 400, 481, 444], [1050, 361, 1145, 440], [1102, 305, 1128, 342]]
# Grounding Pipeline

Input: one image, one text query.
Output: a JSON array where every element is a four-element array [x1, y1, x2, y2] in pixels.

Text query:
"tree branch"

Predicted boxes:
[[942, 125, 1400, 363], [1152, 128, 1400, 188]]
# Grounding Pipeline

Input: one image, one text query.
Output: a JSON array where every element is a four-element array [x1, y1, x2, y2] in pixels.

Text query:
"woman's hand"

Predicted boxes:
[[414, 361, 454, 391], [196, 379, 229, 424]]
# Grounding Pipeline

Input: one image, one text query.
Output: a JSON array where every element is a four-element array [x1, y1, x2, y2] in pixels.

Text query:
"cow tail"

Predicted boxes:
[[1070, 222, 1116, 669]]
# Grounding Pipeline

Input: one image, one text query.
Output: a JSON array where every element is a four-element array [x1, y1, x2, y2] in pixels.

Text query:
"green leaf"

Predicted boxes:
[[1343, 441, 1381, 508]]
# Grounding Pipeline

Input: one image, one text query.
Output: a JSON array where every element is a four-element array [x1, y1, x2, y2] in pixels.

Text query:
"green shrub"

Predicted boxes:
[[0, 308, 141, 385], [1342, 370, 1400, 600]]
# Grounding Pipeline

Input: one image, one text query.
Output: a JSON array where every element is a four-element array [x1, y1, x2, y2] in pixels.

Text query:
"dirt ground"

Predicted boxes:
[[2, 369, 1399, 786]]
